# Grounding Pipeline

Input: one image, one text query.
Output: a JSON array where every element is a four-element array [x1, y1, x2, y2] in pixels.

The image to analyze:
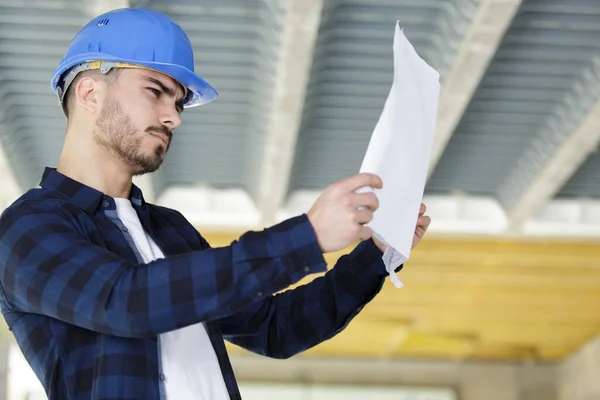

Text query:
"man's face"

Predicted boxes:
[[94, 68, 185, 175]]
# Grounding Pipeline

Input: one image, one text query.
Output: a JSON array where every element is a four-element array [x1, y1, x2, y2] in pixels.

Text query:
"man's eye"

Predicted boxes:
[[148, 88, 161, 97]]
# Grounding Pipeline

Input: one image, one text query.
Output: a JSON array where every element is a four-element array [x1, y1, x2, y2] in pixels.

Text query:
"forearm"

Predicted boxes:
[[220, 239, 387, 358]]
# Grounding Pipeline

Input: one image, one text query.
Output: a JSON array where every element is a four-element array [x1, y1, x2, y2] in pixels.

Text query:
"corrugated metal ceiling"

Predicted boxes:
[[0, 1, 86, 188], [427, 0, 600, 205]]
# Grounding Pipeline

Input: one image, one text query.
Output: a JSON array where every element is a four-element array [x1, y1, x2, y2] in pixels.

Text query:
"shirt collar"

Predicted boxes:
[[40, 167, 147, 213]]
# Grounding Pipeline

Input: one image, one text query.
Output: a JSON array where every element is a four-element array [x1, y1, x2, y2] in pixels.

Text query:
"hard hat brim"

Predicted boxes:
[[51, 53, 218, 108]]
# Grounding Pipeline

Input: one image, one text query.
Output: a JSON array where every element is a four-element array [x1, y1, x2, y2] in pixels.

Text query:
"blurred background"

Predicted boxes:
[[0, 0, 599, 399]]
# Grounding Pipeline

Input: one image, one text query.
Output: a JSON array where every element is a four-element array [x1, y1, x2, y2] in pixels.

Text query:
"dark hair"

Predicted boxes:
[[63, 68, 122, 120]]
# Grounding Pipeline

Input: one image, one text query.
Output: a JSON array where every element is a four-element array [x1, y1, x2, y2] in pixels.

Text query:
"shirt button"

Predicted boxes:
[[303, 266, 310, 273], [256, 292, 263, 297], [159, 373, 166, 381], [122, 227, 129, 233], [102, 200, 110, 208]]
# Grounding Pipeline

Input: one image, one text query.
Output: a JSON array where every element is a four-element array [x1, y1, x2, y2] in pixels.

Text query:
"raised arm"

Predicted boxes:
[[0, 202, 326, 338]]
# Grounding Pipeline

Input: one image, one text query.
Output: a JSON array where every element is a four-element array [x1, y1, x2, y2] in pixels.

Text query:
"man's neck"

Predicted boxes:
[[57, 127, 133, 199]]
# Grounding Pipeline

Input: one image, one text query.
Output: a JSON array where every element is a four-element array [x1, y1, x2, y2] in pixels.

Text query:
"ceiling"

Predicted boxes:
[[0, 0, 599, 363]]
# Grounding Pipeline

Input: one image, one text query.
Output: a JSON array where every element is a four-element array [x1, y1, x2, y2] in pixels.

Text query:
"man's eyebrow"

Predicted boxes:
[[142, 76, 186, 107]]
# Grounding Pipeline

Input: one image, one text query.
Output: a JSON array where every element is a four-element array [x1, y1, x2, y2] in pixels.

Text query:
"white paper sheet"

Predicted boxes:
[[359, 22, 440, 287]]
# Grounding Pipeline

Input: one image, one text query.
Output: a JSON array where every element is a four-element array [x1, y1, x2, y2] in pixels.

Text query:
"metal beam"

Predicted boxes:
[[255, 0, 323, 226], [428, 0, 522, 177], [506, 99, 600, 232]]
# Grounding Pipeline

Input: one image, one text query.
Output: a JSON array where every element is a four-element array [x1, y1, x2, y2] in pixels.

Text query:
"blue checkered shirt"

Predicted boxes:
[[0, 168, 390, 399]]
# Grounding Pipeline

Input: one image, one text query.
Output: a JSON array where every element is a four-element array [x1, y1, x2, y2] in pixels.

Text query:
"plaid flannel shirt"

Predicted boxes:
[[0, 168, 390, 400]]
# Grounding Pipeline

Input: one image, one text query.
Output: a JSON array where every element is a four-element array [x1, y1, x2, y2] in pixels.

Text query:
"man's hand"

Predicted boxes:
[[307, 173, 382, 253], [372, 203, 431, 252]]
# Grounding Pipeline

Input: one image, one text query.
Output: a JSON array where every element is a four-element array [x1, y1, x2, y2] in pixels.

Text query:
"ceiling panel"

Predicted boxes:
[[427, 0, 600, 204], [288, 0, 480, 192], [556, 150, 600, 199]]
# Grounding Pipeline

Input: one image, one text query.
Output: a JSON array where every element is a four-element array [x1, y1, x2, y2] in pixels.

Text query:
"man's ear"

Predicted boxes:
[[74, 75, 104, 114]]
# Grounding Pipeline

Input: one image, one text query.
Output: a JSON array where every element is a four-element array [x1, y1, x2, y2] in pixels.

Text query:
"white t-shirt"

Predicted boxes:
[[114, 198, 230, 400]]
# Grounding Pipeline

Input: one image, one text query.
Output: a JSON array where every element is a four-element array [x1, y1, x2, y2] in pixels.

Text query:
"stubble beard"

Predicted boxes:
[[94, 95, 168, 176]]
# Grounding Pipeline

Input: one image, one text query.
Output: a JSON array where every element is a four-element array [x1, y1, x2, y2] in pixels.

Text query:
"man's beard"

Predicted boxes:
[[94, 95, 172, 176]]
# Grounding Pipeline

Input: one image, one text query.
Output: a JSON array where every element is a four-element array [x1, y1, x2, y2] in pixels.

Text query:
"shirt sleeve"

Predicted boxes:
[[0, 201, 327, 338], [218, 238, 388, 359]]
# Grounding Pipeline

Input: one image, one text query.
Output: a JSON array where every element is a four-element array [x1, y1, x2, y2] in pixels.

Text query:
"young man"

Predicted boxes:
[[0, 7, 431, 400]]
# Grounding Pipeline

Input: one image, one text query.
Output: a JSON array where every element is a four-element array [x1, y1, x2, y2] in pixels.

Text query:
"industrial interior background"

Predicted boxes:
[[0, 0, 599, 399]]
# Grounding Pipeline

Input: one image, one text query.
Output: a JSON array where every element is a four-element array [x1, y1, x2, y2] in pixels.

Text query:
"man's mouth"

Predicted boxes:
[[147, 128, 172, 146], [149, 132, 169, 146]]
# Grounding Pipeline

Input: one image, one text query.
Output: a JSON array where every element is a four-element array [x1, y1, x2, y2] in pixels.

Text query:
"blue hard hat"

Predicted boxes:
[[51, 8, 218, 108]]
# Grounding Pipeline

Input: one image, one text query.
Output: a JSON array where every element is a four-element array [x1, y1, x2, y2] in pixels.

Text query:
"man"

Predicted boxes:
[[0, 7, 431, 400]]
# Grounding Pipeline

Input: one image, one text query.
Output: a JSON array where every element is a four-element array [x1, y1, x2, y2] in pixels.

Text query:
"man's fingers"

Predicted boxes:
[[414, 215, 431, 242], [355, 209, 374, 225], [419, 203, 427, 215], [414, 223, 429, 241], [338, 173, 383, 193], [353, 192, 379, 211], [417, 215, 431, 227]]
